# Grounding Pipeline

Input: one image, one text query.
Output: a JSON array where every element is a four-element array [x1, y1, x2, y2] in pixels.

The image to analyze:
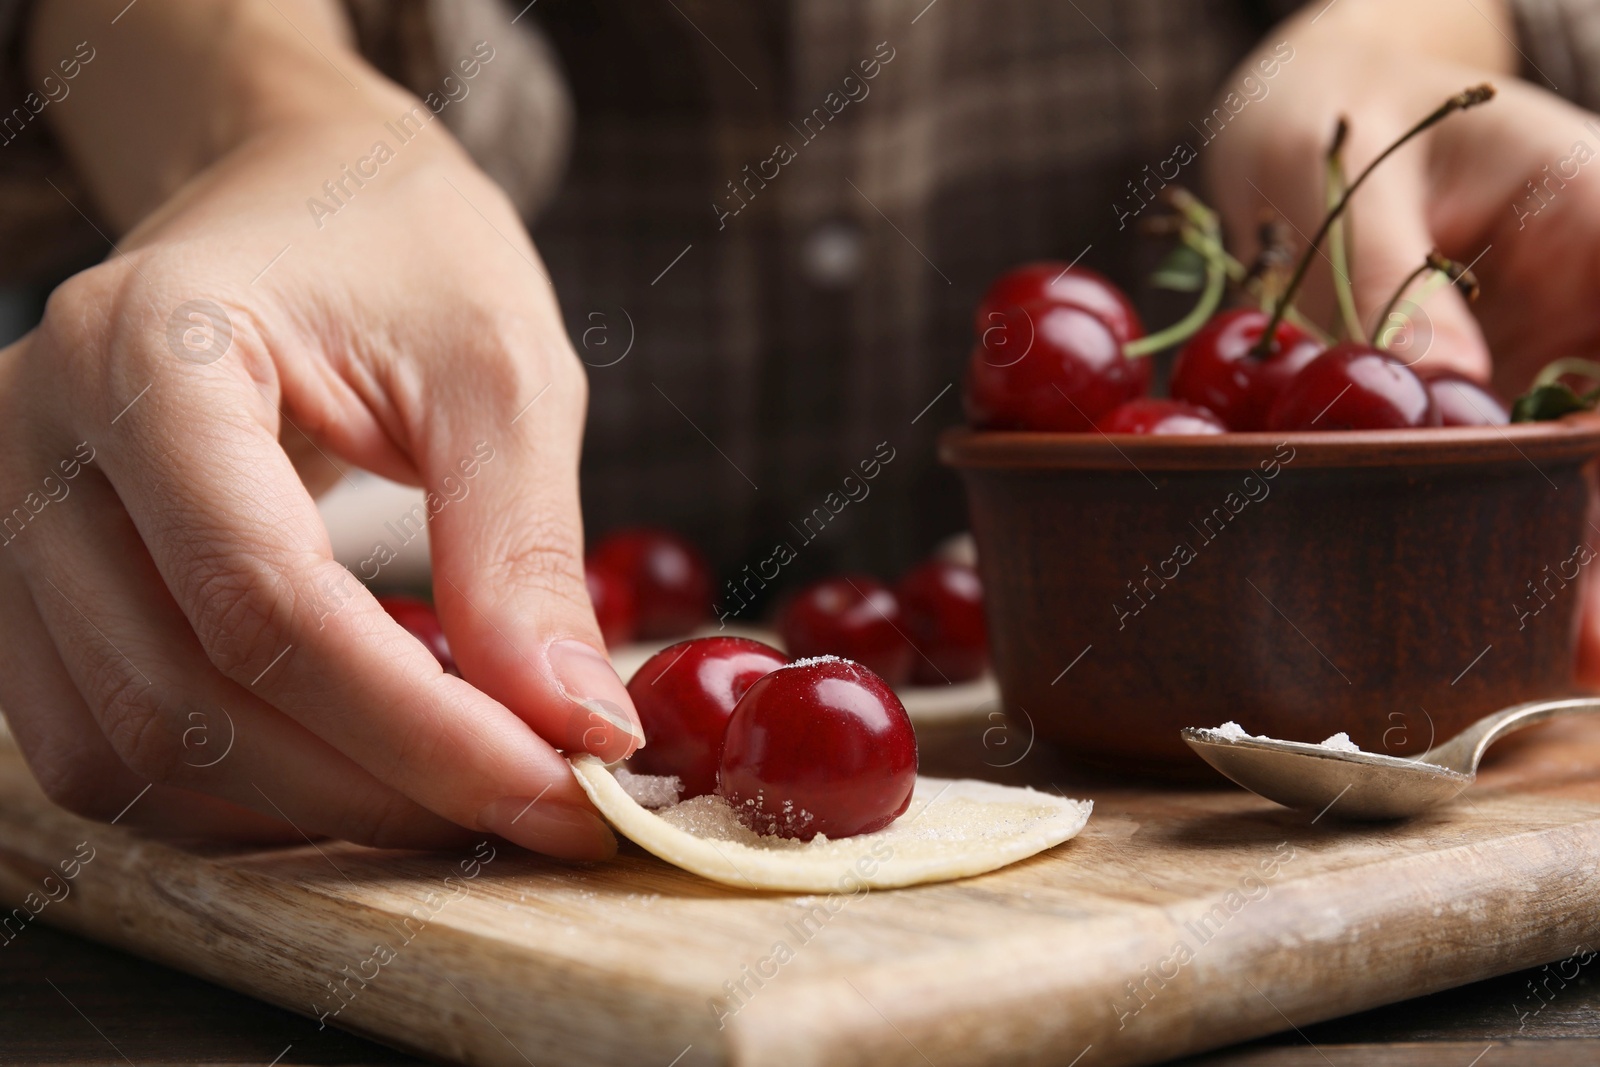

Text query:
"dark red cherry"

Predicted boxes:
[[584, 562, 638, 647], [1094, 398, 1226, 435], [376, 595, 458, 675], [1418, 369, 1509, 426], [626, 636, 788, 799], [718, 657, 917, 840], [777, 576, 914, 686], [964, 301, 1152, 432], [896, 559, 988, 684], [1170, 309, 1324, 430], [1266, 342, 1439, 431], [588, 527, 712, 639], [975, 262, 1144, 344]]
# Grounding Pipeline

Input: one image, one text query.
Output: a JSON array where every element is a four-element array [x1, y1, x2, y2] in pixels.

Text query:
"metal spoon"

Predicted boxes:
[[1181, 697, 1600, 820]]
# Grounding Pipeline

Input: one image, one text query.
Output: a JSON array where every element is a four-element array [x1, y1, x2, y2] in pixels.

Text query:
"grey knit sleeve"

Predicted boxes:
[[344, 0, 574, 220], [1509, 0, 1600, 110], [0, 0, 574, 288]]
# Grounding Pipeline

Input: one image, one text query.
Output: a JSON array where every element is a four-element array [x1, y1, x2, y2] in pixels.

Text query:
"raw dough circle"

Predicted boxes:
[[571, 754, 1092, 892]]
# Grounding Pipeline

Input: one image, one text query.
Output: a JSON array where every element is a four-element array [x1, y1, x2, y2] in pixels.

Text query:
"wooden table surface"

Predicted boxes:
[[8, 706, 1600, 1066], [5, 919, 1600, 1066]]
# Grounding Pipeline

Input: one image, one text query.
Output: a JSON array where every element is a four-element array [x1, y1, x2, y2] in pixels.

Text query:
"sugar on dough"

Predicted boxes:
[[570, 754, 1092, 892]]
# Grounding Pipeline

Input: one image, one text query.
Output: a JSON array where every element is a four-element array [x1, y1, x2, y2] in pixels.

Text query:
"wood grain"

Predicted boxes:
[[3, 717, 1600, 1067]]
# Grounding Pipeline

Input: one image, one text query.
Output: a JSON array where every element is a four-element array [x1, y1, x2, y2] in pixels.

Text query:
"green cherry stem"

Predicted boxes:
[[1371, 262, 1433, 350], [1182, 226, 1332, 345], [1325, 119, 1364, 341], [1248, 84, 1497, 358], [1125, 196, 1225, 358], [1372, 251, 1477, 349], [1166, 189, 1332, 344], [1534, 357, 1600, 389]]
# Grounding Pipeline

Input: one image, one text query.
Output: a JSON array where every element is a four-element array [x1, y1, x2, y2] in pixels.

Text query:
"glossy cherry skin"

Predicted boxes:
[[974, 262, 1144, 344], [896, 559, 989, 684], [588, 527, 712, 640], [964, 301, 1152, 432], [376, 595, 458, 675], [626, 636, 788, 799], [1094, 398, 1226, 435], [1419, 369, 1509, 426], [718, 657, 918, 840], [1266, 342, 1440, 431], [1169, 309, 1324, 430], [584, 563, 638, 647], [777, 576, 914, 686]]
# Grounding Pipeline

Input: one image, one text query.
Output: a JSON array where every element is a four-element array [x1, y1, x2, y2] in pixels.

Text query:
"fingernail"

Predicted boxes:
[[477, 797, 617, 861], [547, 639, 645, 758]]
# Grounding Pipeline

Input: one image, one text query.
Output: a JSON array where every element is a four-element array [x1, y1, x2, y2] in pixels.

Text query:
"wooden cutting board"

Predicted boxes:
[[4, 713, 1600, 1067]]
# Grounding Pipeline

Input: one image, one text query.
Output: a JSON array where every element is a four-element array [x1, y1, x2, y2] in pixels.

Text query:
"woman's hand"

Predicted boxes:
[[1209, 0, 1600, 680], [1205, 0, 1600, 398], [0, 0, 640, 857]]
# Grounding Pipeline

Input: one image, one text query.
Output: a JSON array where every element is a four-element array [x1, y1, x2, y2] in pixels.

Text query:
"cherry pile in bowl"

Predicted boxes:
[[777, 555, 988, 688], [965, 87, 1519, 434], [627, 637, 917, 840], [966, 264, 1510, 434]]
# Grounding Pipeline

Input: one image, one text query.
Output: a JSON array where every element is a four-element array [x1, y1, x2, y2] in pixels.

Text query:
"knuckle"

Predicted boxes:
[[38, 265, 118, 355], [36, 269, 121, 403], [479, 514, 586, 603], [454, 302, 588, 420], [184, 555, 297, 682], [96, 676, 182, 784], [41, 257, 275, 418]]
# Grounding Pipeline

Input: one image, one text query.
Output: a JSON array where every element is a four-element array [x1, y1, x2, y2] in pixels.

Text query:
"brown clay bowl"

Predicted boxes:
[[940, 415, 1600, 779]]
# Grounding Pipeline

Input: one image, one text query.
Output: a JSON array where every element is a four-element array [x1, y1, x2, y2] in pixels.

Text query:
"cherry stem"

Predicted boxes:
[[1243, 217, 1294, 311], [1534, 358, 1600, 390], [1183, 227, 1333, 344], [1168, 193, 1332, 343], [1248, 84, 1496, 358], [1371, 263, 1432, 350], [1373, 251, 1478, 349], [1125, 193, 1225, 358], [1325, 119, 1364, 341]]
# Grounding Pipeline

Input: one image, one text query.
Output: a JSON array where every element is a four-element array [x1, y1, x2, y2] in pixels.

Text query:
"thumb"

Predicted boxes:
[[425, 352, 644, 764], [1347, 162, 1491, 381]]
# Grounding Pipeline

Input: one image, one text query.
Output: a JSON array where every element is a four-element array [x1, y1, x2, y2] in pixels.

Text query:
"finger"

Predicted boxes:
[[419, 326, 645, 762], [1204, 111, 1492, 382], [0, 568, 297, 842], [1344, 160, 1491, 380], [47, 293, 613, 860], [16, 468, 474, 849]]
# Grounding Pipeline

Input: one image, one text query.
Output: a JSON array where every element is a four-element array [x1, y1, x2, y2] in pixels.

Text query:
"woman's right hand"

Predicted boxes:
[[0, 0, 639, 858]]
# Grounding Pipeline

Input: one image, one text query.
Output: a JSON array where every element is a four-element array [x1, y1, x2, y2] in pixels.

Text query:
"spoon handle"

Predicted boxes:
[[1427, 696, 1600, 772]]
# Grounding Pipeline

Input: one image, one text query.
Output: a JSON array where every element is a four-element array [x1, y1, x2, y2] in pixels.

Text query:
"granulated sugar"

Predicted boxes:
[[1203, 722, 1365, 753], [613, 767, 682, 809], [657, 795, 815, 850], [652, 778, 1065, 852], [1318, 732, 1361, 753], [570, 753, 1094, 891], [785, 655, 847, 669]]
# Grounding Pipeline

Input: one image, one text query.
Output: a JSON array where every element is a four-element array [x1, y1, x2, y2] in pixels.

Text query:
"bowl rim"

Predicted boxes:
[[939, 413, 1600, 470]]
